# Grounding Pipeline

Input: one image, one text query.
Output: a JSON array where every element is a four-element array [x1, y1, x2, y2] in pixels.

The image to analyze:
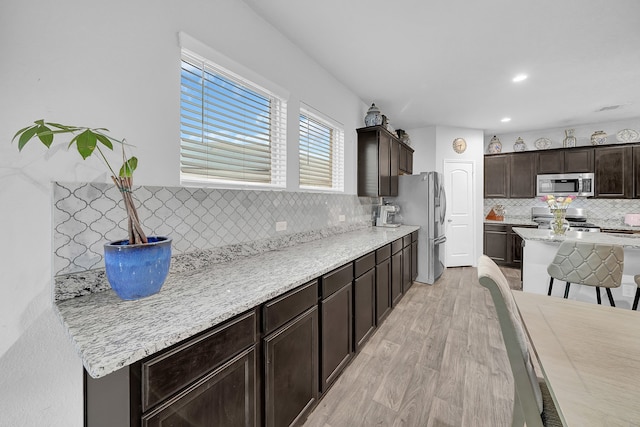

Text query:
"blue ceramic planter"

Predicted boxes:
[[104, 236, 172, 300]]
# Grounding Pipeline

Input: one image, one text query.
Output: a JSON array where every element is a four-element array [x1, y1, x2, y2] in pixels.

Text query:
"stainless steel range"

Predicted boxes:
[[531, 206, 601, 232]]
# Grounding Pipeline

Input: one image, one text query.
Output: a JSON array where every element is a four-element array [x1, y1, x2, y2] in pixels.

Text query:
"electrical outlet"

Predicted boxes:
[[275, 221, 287, 231], [338, 215, 346, 222], [622, 284, 635, 297]]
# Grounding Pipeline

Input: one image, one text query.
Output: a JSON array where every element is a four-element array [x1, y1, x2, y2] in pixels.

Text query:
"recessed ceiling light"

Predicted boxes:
[[501, 117, 511, 123], [512, 74, 528, 82]]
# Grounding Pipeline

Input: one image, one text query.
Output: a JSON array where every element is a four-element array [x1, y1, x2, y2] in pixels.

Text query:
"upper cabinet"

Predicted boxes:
[[537, 147, 594, 174], [484, 152, 537, 198], [595, 146, 633, 198], [485, 143, 639, 199], [357, 126, 413, 197]]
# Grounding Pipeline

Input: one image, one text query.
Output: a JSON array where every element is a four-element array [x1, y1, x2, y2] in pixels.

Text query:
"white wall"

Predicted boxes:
[[0, 0, 366, 424], [406, 126, 437, 173], [485, 117, 640, 153]]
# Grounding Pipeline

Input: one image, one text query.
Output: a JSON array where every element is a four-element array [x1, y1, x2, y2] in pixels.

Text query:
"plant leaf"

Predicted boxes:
[[74, 130, 97, 159], [95, 133, 114, 150], [119, 156, 138, 177], [17, 126, 39, 151], [36, 124, 54, 147], [12, 125, 35, 142]]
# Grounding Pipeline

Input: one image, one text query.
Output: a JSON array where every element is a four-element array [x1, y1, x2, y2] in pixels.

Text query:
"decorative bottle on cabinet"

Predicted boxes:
[[591, 130, 607, 145], [487, 135, 502, 154], [563, 129, 577, 148], [513, 137, 526, 152], [364, 103, 383, 127]]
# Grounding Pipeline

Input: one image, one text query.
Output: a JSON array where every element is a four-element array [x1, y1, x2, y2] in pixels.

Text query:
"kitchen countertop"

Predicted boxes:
[[54, 225, 419, 379], [512, 227, 640, 248]]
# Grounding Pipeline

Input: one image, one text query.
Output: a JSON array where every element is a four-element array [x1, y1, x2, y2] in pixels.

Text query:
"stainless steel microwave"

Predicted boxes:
[[536, 173, 594, 197]]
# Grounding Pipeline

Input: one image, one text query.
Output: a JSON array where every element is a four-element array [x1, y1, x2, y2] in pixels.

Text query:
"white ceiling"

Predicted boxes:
[[242, 0, 640, 135]]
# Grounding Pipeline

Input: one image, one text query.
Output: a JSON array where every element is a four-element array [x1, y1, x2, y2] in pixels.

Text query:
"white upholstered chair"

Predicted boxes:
[[547, 240, 624, 306], [477, 255, 561, 427]]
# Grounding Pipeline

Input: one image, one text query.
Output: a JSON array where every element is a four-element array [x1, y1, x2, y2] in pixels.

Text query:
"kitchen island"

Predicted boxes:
[[513, 227, 640, 308]]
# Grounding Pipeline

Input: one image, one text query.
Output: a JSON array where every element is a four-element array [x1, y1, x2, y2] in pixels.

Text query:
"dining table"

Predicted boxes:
[[513, 291, 640, 427]]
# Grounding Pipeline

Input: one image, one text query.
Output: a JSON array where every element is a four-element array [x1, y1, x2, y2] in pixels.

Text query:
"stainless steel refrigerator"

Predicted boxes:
[[390, 172, 447, 284]]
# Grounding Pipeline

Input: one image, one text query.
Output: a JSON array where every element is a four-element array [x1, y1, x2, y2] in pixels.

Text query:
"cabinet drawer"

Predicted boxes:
[[403, 235, 411, 247], [391, 238, 403, 254], [141, 310, 257, 411], [484, 223, 507, 232], [376, 244, 391, 263], [411, 230, 418, 242], [354, 252, 376, 277], [322, 264, 354, 297], [263, 280, 318, 334]]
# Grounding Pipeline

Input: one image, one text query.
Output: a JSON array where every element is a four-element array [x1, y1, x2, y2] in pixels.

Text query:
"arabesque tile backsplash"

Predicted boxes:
[[484, 197, 640, 227], [53, 182, 376, 277]]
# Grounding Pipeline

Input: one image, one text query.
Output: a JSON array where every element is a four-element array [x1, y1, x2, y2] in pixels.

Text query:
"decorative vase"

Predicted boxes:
[[104, 236, 172, 300], [550, 209, 569, 235], [513, 137, 526, 152], [364, 103, 383, 127], [563, 129, 577, 148], [591, 130, 607, 145], [488, 135, 502, 154]]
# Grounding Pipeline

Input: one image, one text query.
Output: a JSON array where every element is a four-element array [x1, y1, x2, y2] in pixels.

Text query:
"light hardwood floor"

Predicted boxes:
[[303, 266, 522, 427]]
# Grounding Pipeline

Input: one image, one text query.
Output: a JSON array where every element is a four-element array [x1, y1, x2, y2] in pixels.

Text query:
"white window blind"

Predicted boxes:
[[299, 106, 344, 191], [180, 51, 286, 187]]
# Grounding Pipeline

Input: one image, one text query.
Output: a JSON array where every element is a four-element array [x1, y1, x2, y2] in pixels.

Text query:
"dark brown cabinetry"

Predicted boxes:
[[399, 143, 414, 174], [484, 155, 510, 198], [411, 231, 418, 281], [483, 224, 537, 267], [485, 152, 537, 198], [402, 235, 412, 292], [375, 244, 392, 324], [537, 148, 594, 174], [357, 126, 413, 197], [320, 264, 353, 392], [390, 239, 403, 306], [85, 310, 258, 427], [353, 253, 376, 351], [635, 146, 640, 199], [510, 152, 537, 198], [263, 280, 319, 427], [595, 145, 633, 198]]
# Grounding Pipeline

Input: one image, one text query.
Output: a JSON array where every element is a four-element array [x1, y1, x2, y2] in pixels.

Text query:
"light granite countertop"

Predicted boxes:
[[513, 227, 640, 248], [55, 225, 419, 379]]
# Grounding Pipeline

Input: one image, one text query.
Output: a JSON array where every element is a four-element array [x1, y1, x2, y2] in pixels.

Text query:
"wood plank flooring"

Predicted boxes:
[[303, 266, 521, 427]]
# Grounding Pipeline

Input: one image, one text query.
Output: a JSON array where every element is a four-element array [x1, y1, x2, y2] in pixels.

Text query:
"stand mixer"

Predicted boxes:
[[376, 204, 400, 227]]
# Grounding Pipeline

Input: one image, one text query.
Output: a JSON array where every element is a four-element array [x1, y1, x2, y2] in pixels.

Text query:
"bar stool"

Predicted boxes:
[[547, 241, 624, 306], [633, 275, 640, 311]]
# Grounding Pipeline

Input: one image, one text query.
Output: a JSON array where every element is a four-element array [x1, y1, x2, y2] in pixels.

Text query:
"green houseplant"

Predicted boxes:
[[13, 120, 172, 300]]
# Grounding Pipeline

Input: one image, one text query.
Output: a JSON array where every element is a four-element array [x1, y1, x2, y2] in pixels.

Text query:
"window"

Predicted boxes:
[[180, 51, 287, 187], [299, 105, 344, 191]]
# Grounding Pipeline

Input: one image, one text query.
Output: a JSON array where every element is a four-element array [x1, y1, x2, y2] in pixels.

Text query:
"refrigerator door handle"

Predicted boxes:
[[440, 184, 447, 225], [434, 236, 447, 245]]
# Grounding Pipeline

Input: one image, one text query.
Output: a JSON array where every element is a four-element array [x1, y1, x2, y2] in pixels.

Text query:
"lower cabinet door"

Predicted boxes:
[[411, 240, 418, 281], [264, 307, 319, 427], [142, 347, 256, 427], [402, 245, 412, 291], [391, 251, 402, 306], [354, 268, 376, 351], [375, 258, 392, 324], [320, 283, 353, 392]]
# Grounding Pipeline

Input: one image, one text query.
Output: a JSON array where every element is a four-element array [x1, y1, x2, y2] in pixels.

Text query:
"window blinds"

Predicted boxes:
[[180, 52, 286, 186], [299, 107, 344, 191]]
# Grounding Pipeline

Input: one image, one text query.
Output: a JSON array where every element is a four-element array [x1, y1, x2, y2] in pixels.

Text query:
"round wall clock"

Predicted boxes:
[[452, 138, 467, 154]]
